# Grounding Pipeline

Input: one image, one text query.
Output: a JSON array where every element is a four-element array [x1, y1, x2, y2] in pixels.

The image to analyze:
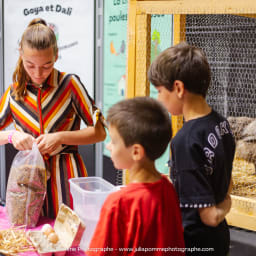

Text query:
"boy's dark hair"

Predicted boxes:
[[148, 42, 211, 97], [107, 97, 172, 161]]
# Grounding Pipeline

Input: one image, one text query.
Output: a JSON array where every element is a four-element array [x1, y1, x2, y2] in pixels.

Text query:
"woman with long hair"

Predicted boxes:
[[0, 18, 106, 218]]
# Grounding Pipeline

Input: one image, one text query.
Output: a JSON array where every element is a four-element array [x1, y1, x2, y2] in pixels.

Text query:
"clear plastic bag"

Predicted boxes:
[[6, 143, 47, 227]]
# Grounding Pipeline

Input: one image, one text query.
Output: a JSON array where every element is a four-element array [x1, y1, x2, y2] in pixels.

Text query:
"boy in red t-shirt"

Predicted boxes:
[[86, 97, 185, 256]]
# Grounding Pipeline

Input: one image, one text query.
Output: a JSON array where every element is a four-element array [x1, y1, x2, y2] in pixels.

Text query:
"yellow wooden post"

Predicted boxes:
[[124, 2, 151, 185], [124, 0, 139, 185], [135, 13, 151, 96], [126, 0, 137, 99], [171, 14, 186, 137]]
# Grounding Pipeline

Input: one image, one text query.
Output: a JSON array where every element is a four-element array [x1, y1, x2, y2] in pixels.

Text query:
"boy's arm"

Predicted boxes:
[[198, 177, 232, 227]]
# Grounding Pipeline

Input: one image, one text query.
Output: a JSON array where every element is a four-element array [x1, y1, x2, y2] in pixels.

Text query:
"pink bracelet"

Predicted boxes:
[[8, 130, 16, 144]]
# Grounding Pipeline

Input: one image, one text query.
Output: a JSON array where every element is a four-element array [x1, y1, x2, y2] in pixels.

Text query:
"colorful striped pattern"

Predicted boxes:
[[0, 69, 99, 218]]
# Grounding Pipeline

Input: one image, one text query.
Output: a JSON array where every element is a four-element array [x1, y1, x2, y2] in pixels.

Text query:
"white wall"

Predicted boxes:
[[4, 0, 94, 96]]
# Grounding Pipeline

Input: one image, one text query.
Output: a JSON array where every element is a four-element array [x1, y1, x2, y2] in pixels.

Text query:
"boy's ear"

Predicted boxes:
[[173, 80, 185, 99], [131, 144, 145, 161]]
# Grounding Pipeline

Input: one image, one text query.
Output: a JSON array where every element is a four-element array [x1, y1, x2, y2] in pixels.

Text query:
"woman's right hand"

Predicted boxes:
[[11, 131, 35, 150]]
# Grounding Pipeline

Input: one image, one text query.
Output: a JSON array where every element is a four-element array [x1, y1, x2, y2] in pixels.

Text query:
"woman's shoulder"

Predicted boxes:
[[50, 69, 78, 82], [60, 72, 83, 86], [54, 71, 81, 88]]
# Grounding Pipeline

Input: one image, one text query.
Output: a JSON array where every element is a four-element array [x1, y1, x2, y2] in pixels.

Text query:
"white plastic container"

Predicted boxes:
[[69, 177, 115, 250]]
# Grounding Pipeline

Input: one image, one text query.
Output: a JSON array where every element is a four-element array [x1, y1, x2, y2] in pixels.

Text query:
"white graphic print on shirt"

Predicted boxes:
[[204, 121, 232, 175]]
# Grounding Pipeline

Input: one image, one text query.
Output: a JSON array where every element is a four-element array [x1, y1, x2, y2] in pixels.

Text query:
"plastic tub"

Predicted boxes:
[[69, 177, 115, 250]]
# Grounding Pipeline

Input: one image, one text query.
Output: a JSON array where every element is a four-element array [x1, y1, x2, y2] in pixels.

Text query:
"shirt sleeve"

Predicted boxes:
[[0, 86, 13, 130], [173, 141, 216, 209], [177, 167, 216, 208], [86, 196, 123, 256], [70, 75, 105, 127]]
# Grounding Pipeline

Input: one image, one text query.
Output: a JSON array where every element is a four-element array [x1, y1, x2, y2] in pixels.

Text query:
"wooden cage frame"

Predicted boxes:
[[126, 0, 256, 231]]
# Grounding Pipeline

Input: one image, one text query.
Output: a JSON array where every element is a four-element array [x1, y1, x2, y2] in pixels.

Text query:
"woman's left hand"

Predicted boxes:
[[36, 133, 61, 155]]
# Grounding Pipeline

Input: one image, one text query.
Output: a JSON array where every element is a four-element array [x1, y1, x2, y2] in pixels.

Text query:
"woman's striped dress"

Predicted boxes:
[[0, 68, 101, 218]]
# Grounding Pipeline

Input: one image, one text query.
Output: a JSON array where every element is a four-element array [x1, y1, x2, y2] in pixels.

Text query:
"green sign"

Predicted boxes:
[[150, 15, 173, 175], [103, 1, 173, 175]]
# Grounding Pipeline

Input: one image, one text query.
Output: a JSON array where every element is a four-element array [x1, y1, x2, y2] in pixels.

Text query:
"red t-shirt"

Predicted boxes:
[[86, 176, 185, 256]]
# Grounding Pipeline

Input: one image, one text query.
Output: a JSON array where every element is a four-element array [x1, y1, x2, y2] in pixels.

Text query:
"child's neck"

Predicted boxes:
[[183, 93, 211, 122], [128, 160, 162, 184]]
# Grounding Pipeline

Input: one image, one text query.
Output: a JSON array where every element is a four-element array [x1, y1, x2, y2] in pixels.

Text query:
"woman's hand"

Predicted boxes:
[[36, 133, 61, 155], [35, 119, 106, 155], [12, 131, 35, 150]]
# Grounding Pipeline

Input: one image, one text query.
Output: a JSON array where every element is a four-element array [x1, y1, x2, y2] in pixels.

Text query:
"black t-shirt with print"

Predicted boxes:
[[170, 110, 235, 255]]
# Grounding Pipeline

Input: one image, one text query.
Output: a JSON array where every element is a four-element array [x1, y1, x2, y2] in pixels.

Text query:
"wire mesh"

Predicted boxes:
[[186, 14, 256, 118], [184, 14, 256, 198]]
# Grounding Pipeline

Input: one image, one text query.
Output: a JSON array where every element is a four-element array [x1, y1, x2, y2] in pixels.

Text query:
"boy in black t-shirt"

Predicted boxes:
[[148, 42, 235, 256]]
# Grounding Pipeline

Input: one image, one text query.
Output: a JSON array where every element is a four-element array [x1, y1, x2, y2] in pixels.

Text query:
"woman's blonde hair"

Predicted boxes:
[[12, 18, 58, 100]]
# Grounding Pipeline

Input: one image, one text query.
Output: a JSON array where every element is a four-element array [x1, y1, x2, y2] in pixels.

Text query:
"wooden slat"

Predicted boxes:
[[237, 14, 256, 19], [124, 12, 151, 185], [226, 195, 256, 231], [171, 14, 186, 137], [227, 210, 256, 231], [122, 169, 130, 186], [173, 14, 186, 45], [135, 14, 151, 96], [126, 0, 137, 99], [124, 0, 138, 185], [137, 0, 256, 15]]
